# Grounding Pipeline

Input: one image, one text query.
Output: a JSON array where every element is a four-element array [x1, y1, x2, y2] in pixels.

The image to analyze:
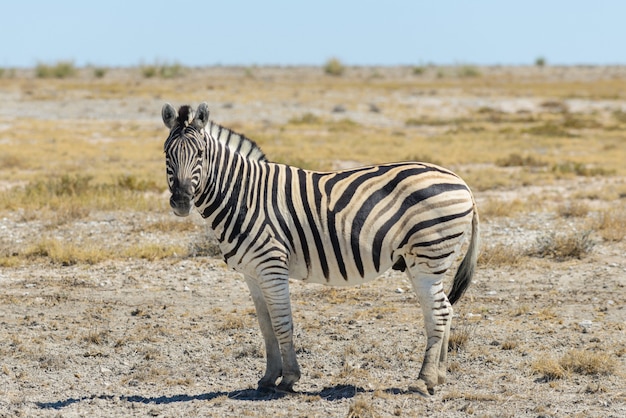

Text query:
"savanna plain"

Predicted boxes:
[[0, 64, 625, 417]]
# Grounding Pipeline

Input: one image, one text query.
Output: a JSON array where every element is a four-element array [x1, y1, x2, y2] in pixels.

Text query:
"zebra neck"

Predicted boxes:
[[198, 140, 254, 242]]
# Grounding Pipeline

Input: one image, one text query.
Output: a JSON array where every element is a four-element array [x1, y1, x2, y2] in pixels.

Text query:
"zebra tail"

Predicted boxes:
[[448, 204, 479, 305]]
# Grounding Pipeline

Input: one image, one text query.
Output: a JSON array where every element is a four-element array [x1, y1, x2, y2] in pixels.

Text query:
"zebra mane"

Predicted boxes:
[[177, 105, 193, 126], [207, 121, 268, 162]]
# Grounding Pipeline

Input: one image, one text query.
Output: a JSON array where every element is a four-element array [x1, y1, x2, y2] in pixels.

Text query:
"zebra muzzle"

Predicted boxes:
[[170, 179, 194, 216], [170, 194, 192, 217]]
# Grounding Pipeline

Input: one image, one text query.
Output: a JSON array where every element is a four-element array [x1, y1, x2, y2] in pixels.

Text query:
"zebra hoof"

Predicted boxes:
[[276, 381, 297, 394], [408, 380, 432, 397]]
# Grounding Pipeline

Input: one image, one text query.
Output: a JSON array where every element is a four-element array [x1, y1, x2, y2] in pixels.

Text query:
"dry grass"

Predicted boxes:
[[559, 349, 618, 376], [478, 243, 524, 267], [556, 200, 590, 218], [479, 198, 530, 220], [24, 237, 112, 266], [122, 243, 187, 260], [527, 229, 594, 260], [533, 349, 619, 381], [532, 356, 567, 381], [347, 398, 378, 418], [596, 207, 626, 241], [448, 324, 475, 352]]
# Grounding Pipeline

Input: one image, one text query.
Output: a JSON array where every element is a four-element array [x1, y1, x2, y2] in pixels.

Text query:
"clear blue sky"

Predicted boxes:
[[1, 0, 624, 67]]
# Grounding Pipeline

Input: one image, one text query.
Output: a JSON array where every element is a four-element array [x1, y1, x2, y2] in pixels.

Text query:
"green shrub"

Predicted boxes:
[[288, 113, 321, 125], [117, 174, 162, 192], [523, 122, 573, 137], [140, 62, 185, 78], [324, 57, 345, 76], [496, 153, 547, 167], [457, 65, 481, 78], [93, 67, 107, 78], [552, 161, 614, 177], [35, 61, 77, 78]]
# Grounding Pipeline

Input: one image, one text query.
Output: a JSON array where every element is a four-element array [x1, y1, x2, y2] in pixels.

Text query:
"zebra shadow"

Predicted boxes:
[[36, 384, 417, 410]]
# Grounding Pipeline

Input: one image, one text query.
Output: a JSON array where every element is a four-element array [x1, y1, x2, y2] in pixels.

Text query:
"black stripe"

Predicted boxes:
[[298, 169, 329, 280], [327, 208, 348, 280], [284, 168, 311, 273], [312, 173, 323, 219], [416, 251, 454, 260], [271, 167, 295, 252]]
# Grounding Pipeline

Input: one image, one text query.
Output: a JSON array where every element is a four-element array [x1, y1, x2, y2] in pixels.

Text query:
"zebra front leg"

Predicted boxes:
[[244, 276, 283, 390], [410, 273, 452, 395], [258, 273, 300, 393]]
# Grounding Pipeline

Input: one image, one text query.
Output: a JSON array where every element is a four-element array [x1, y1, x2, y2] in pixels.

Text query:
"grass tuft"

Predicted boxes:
[[534, 349, 618, 381], [597, 208, 626, 241], [527, 230, 593, 260], [560, 349, 617, 376], [122, 243, 187, 260], [478, 243, 523, 267], [24, 237, 110, 265], [347, 398, 377, 418], [448, 324, 475, 352], [532, 356, 566, 381], [556, 200, 590, 218]]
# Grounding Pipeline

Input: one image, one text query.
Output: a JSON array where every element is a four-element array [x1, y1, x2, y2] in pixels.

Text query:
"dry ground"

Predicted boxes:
[[0, 65, 625, 417]]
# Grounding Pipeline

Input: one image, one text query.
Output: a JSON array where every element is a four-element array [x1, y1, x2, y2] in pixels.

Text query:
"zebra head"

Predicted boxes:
[[162, 102, 210, 217]]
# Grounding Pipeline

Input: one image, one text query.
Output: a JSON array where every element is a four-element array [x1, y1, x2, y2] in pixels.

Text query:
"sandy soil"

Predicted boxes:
[[0, 67, 625, 417]]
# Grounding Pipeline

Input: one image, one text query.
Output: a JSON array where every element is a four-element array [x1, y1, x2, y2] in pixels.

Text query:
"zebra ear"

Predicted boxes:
[[192, 102, 210, 130], [162, 103, 177, 129]]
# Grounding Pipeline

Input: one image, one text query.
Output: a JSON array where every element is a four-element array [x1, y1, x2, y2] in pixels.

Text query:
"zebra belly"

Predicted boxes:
[[286, 239, 396, 287]]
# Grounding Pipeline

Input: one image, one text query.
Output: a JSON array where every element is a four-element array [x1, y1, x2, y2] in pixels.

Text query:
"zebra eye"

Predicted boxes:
[[197, 149, 203, 158]]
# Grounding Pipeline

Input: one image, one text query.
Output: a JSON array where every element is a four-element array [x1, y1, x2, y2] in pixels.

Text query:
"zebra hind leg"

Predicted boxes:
[[408, 271, 453, 395], [244, 276, 283, 391]]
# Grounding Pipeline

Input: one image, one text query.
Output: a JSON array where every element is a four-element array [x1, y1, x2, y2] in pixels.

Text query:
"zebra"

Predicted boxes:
[[161, 102, 479, 395]]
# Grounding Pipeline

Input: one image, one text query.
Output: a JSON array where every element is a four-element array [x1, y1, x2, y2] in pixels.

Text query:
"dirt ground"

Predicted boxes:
[[0, 67, 625, 417]]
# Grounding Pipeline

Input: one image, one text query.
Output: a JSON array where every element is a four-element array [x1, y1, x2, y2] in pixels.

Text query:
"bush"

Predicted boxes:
[[457, 65, 481, 78], [527, 230, 593, 260], [324, 57, 345, 76], [93, 67, 107, 78], [496, 153, 547, 168], [35, 61, 77, 78], [140, 62, 185, 79]]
